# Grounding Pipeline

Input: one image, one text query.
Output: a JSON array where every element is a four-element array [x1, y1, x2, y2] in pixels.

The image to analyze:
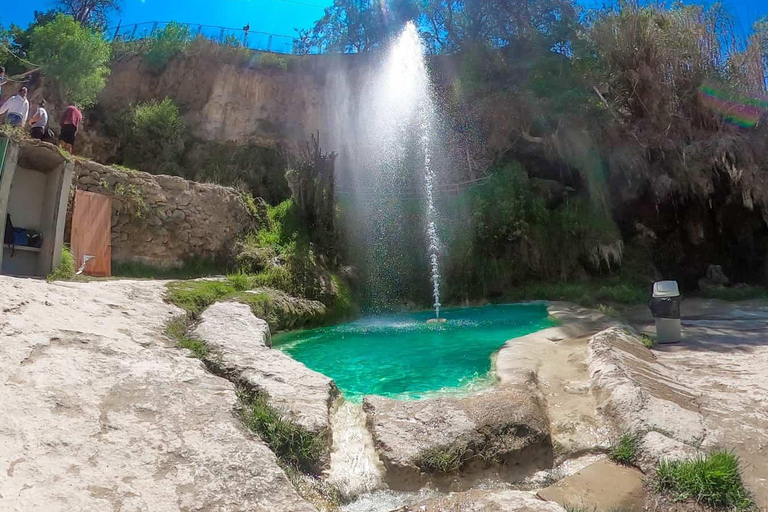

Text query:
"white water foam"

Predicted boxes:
[[327, 401, 387, 500]]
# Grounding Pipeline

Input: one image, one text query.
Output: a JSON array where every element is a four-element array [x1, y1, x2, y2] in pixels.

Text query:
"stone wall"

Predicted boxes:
[[74, 160, 260, 268]]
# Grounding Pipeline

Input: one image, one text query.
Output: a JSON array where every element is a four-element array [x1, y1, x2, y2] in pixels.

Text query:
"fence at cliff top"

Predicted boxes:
[[107, 21, 298, 55]]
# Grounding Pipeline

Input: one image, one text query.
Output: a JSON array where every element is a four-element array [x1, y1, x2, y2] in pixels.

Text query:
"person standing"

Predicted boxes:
[[28, 99, 49, 140], [0, 86, 30, 127], [59, 104, 82, 153], [0, 67, 6, 98]]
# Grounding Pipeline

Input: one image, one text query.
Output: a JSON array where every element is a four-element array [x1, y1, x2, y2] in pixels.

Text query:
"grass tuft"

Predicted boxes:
[[164, 314, 209, 359], [610, 433, 639, 466], [640, 333, 655, 349], [238, 391, 328, 474], [165, 280, 238, 315], [420, 445, 470, 473], [47, 245, 76, 282], [656, 451, 753, 510]]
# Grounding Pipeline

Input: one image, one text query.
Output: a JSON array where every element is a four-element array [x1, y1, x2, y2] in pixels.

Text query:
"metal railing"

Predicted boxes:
[[108, 21, 298, 55]]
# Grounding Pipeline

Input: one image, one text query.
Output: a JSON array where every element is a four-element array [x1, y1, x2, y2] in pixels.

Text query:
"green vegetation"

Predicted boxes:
[[503, 280, 647, 309], [145, 22, 191, 69], [609, 433, 639, 466], [29, 14, 111, 106], [166, 279, 241, 316], [700, 286, 768, 302], [442, 163, 651, 305], [164, 314, 209, 359], [420, 445, 469, 473], [640, 333, 655, 349], [107, 98, 187, 176], [258, 52, 288, 71], [656, 451, 753, 511], [47, 245, 76, 281], [112, 259, 221, 280], [238, 391, 329, 474]]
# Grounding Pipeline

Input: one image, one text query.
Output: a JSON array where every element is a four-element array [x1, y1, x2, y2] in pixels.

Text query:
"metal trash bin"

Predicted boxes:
[[649, 280, 682, 344]]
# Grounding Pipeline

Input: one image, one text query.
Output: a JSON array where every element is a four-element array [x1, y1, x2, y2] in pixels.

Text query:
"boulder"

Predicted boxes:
[[391, 490, 566, 512], [588, 327, 707, 445], [698, 264, 731, 291], [636, 431, 703, 474], [193, 301, 338, 436], [363, 388, 552, 491], [244, 288, 328, 332]]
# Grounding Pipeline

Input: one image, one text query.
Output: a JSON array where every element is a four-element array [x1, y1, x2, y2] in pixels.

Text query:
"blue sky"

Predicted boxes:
[[1, 0, 766, 40]]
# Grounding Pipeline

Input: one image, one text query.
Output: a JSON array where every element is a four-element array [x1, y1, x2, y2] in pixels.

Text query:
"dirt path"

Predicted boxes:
[[626, 299, 768, 510], [0, 276, 315, 512]]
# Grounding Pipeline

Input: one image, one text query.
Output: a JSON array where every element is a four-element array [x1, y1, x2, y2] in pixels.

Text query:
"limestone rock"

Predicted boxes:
[[193, 302, 338, 436], [637, 431, 703, 474], [363, 389, 552, 491], [0, 277, 316, 512], [588, 327, 706, 445], [391, 490, 566, 512], [537, 458, 645, 512], [245, 287, 328, 332]]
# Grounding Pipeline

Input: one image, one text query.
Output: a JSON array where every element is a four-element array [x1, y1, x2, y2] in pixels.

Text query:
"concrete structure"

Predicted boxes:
[[0, 135, 73, 277]]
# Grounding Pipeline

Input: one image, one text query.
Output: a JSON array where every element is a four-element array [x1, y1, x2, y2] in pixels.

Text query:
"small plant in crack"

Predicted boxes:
[[164, 314, 209, 359], [609, 432, 639, 466]]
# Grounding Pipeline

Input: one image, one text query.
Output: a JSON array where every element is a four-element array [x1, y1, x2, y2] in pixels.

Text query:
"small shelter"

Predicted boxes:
[[0, 135, 74, 277]]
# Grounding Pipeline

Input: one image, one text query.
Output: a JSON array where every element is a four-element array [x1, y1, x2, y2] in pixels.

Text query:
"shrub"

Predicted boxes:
[[656, 451, 753, 510], [239, 392, 328, 473], [47, 245, 76, 281], [258, 52, 288, 71], [226, 272, 254, 291], [145, 22, 191, 69], [120, 98, 187, 174], [29, 14, 111, 106], [610, 433, 639, 466]]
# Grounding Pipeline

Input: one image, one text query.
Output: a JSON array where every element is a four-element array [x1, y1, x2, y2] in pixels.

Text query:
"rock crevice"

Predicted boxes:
[[192, 301, 339, 436]]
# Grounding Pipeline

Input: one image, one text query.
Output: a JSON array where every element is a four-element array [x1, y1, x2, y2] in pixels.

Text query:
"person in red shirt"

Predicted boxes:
[[59, 105, 82, 154]]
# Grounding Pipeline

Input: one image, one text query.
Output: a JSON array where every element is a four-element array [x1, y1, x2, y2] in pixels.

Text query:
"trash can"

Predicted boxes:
[[649, 280, 682, 344]]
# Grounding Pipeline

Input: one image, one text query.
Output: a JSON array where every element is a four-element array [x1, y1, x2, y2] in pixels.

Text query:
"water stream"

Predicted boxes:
[[327, 401, 387, 499]]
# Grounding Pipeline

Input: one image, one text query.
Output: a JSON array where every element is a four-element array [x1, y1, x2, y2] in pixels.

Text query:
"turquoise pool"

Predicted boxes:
[[274, 303, 552, 400]]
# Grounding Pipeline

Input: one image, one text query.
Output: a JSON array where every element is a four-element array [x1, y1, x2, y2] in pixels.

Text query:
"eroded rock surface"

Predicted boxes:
[[392, 490, 566, 512], [625, 299, 768, 507], [0, 277, 316, 512], [363, 388, 552, 491], [193, 301, 338, 435], [537, 458, 645, 512], [496, 302, 614, 459], [588, 327, 707, 444], [244, 287, 328, 332]]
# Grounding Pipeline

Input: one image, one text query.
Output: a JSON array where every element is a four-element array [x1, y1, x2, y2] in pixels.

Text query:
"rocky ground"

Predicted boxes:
[[3, 275, 768, 512], [0, 276, 315, 512], [626, 299, 768, 509]]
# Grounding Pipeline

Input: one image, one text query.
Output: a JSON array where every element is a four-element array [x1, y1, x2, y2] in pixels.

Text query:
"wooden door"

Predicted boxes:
[[71, 190, 112, 277]]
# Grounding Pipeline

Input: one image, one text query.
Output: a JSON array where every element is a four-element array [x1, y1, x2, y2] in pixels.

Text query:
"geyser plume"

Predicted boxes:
[[328, 22, 444, 316]]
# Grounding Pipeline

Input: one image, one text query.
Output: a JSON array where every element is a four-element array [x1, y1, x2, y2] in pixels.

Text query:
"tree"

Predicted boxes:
[[295, 0, 418, 54], [57, 0, 122, 28], [29, 14, 111, 107]]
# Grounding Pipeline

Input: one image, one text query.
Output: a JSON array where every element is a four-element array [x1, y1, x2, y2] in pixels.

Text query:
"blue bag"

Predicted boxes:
[[13, 228, 28, 246]]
